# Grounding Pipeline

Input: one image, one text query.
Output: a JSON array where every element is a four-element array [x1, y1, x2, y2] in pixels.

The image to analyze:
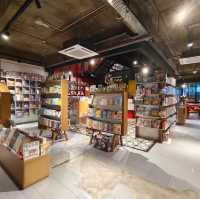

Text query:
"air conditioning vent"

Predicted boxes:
[[58, 44, 98, 60]]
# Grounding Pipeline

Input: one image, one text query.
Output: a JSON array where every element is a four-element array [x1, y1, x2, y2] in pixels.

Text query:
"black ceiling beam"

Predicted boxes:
[[1, 0, 33, 32]]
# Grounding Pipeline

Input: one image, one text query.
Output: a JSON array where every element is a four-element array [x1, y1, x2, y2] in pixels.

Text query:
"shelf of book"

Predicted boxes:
[[135, 71, 177, 143], [39, 79, 69, 142], [87, 91, 128, 152], [0, 72, 43, 124]]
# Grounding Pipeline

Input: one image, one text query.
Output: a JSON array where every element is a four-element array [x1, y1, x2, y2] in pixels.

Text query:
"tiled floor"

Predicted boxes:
[[0, 119, 200, 198]]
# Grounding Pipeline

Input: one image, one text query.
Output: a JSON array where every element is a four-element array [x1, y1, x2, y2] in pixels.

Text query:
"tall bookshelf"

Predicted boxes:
[[39, 79, 69, 142], [135, 71, 177, 143], [0, 72, 42, 124], [87, 91, 128, 151]]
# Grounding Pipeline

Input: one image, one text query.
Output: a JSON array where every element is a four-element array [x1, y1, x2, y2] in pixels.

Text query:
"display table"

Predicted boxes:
[[0, 144, 50, 189]]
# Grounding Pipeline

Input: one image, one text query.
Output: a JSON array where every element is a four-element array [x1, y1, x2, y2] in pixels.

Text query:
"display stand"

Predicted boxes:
[[39, 80, 69, 142], [87, 91, 128, 151], [0, 128, 50, 189], [135, 72, 176, 143]]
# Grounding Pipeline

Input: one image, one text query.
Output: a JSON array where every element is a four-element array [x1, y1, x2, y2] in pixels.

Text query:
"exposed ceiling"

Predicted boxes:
[[0, 0, 200, 82], [127, 0, 200, 80], [0, 0, 131, 64]]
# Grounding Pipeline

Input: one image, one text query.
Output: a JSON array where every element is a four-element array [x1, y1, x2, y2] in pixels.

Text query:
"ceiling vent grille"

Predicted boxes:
[[58, 44, 98, 59]]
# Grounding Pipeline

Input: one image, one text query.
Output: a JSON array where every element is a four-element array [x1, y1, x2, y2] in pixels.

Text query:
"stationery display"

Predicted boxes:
[[135, 71, 177, 142]]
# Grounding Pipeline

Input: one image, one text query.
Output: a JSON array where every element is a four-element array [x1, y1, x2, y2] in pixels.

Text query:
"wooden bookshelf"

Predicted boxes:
[[87, 91, 128, 151], [39, 79, 69, 142], [0, 74, 42, 124], [0, 83, 11, 126]]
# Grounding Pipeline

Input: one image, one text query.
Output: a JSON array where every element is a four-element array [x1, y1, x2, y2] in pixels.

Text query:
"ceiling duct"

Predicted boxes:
[[106, 0, 147, 35]]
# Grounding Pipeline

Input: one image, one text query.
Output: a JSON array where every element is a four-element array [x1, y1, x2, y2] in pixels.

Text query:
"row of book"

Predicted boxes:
[[136, 71, 166, 83], [39, 117, 60, 129], [88, 108, 122, 121], [40, 108, 61, 118], [87, 119, 122, 134], [42, 98, 61, 106], [42, 85, 61, 94], [0, 71, 44, 81], [136, 71, 176, 85], [136, 106, 176, 118], [93, 95, 122, 107], [136, 115, 176, 129], [137, 86, 176, 97]]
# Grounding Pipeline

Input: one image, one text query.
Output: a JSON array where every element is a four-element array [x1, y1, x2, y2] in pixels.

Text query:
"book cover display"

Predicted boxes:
[[0, 128, 42, 160], [135, 71, 176, 142], [87, 92, 127, 152]]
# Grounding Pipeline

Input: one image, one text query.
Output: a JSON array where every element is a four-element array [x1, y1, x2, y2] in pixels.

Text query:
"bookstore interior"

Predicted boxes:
[[0, 1, 200, 198]]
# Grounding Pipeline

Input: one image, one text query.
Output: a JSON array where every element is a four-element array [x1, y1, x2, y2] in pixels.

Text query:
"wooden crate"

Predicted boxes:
[[0, 145, 50, 189]]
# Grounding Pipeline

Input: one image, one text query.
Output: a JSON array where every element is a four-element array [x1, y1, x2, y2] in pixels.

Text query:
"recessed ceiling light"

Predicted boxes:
[[187, 42, 193, 48], [1, 32, 10, 40], [133, 60, 138, 65], [90, 59, 96, 65], [107, 0, 113, 5], [182, 83, 186, 88], [193, 70, 197, 74], [142, 67, 149, 75], [68, 71, 72, 75]]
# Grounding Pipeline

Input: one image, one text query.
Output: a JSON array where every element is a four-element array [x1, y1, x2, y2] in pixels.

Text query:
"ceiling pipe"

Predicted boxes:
[[105, 0, 147, 35], [47, 34, 151, 69]]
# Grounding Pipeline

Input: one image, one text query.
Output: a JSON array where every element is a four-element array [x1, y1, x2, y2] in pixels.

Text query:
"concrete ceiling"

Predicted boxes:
[[1, 0, 200, 81], [127, 0, 200, 80]]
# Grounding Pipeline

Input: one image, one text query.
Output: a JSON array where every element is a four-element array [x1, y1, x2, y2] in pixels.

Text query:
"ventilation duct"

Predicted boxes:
[[106, 0, 147, 35]]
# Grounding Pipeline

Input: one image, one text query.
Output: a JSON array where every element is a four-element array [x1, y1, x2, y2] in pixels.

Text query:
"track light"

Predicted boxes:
[[68, 71, 72, 76], [1, 32, 10, 41], [142, 67, 149, 75]]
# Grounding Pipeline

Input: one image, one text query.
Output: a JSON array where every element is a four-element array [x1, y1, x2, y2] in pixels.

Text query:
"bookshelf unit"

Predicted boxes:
[[39, 80, 69, 142], [87, 91, 128, 151], [0, 72, 43, 124], [135, 71, 177, 142]]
